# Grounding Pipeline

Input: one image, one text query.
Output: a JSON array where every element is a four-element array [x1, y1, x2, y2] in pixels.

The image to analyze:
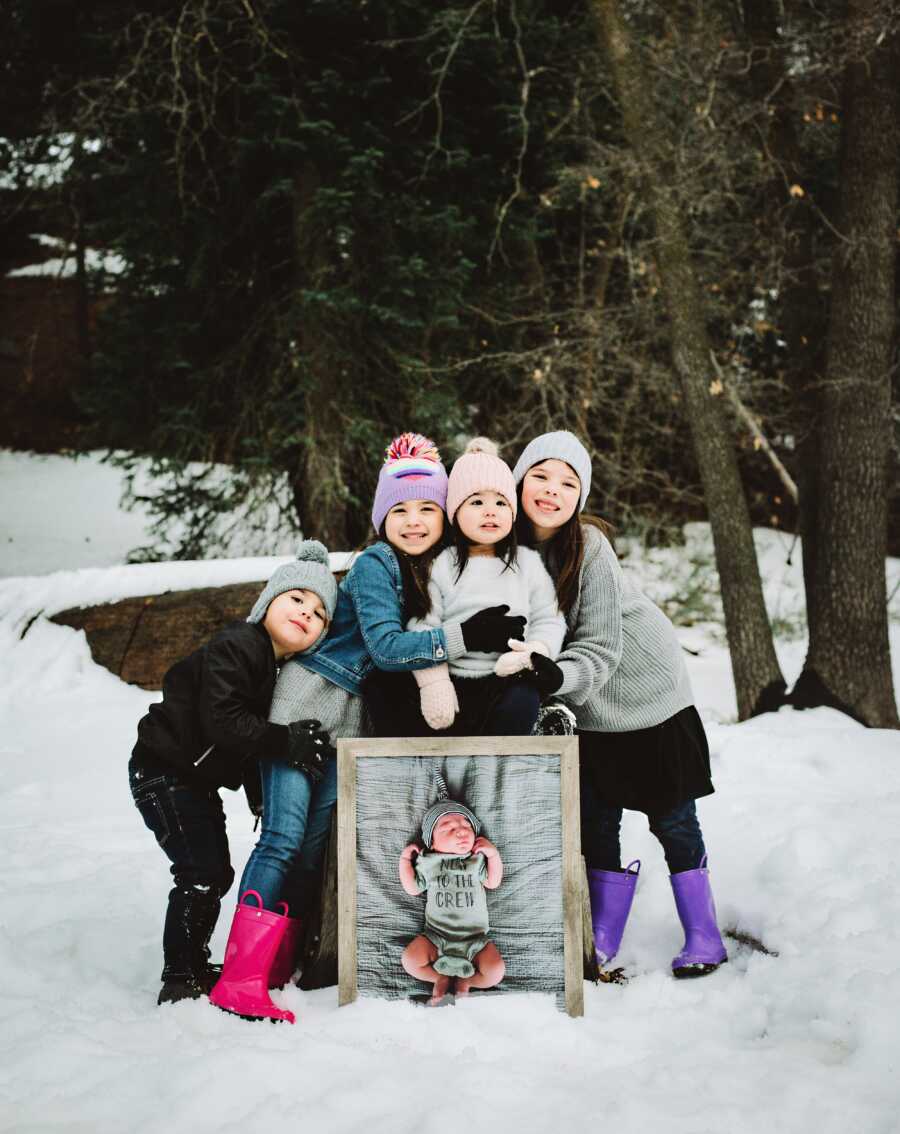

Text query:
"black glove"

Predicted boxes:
[[460, 605, 527, 653], [285, 718, 335, 784], [522, 652, 564, 697]]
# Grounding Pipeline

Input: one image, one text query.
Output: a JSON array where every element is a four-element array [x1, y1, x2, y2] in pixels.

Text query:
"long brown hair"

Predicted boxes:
[[370, 522, 448, 621], [515, 486, 614, 616], [450, 515, 517, 582]]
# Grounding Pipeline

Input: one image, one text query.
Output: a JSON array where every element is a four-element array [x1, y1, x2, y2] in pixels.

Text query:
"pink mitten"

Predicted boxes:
[[413, 664, 459, 729], [493, 639, 550, 678]]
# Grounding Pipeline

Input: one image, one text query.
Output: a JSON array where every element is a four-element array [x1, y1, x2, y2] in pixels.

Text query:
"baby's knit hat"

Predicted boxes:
[[512, 430, 592, 512], [446, 437, 517, 524], [246, 539, 338, 625], [420, 772, 481, 850], [371, 432, 449, 533]]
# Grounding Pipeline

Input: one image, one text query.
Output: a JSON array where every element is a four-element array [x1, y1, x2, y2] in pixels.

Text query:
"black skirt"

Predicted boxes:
[[577, 705, 714, 816]]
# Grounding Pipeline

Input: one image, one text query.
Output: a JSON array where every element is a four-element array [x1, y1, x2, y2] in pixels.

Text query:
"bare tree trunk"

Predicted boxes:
[[290, 164, 350, 549], [802, 6, 899, 728], [74, 207, 91, 374], [743, 0, 827, 603], [71, 137, 92, 383], [592, 0, 785, 719]]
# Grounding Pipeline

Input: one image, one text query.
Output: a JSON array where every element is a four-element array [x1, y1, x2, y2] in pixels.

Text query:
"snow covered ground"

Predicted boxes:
[[1, 450, 899, 1134], [0, 450, 300, 575]]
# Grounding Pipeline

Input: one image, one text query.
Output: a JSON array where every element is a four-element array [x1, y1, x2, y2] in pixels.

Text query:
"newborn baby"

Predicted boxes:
[[399, 782, 505, 1005]]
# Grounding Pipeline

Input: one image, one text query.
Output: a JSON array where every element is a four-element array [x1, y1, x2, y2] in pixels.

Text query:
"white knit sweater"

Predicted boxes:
[[408, 546, 566, 678]]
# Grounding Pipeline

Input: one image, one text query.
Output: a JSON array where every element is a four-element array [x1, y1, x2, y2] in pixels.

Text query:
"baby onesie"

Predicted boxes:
[[413, 850, 491, 977]]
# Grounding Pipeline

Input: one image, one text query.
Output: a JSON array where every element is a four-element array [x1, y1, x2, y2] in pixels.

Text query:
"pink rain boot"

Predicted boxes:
[[209, 891, 296, 1023], [268, 915, 301, 990]]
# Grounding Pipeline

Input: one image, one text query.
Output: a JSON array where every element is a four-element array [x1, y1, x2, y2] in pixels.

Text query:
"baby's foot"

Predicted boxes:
[[455, 977, 472, 998], [429, 975, 452, 1006]]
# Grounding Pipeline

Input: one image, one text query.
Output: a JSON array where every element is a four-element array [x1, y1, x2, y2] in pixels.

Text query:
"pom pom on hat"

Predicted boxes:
[[384, 431, 442, 467], [371, 430, 449, 532], [246, 538, 338, 631], [446, 436, 517, 523], [463, 437, 499, 457], [295, 539, 330, 565]]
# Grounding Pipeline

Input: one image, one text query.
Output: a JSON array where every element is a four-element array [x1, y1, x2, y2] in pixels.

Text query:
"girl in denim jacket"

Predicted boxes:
[[210, 433, 523, 1022]]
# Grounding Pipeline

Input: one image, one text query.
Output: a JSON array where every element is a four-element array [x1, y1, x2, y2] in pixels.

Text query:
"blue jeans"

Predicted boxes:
[[581, 770, 707, 875], [477, 680, 541, 735], [238, 756, 338, 915]]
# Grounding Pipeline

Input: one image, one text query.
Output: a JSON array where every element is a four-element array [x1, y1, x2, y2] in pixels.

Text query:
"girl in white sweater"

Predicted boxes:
[[407, 438, 566, 734]]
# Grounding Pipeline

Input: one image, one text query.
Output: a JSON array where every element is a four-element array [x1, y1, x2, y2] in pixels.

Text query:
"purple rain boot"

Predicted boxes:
[[209, 891, 295, 1023], [268, 915, 301, 990], [587, 860, 640, 973], [670, 857, 728, 979]]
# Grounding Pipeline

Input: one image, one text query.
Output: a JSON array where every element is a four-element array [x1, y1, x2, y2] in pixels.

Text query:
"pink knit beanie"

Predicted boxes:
[[446, 438, 517, 523]]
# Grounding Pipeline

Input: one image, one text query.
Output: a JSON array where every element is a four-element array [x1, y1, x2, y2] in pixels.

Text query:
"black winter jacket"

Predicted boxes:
[[132, 621, 289, 790]]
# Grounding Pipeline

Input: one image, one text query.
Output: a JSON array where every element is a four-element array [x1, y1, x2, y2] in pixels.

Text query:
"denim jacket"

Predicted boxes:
[[296, 541, 458, 695]]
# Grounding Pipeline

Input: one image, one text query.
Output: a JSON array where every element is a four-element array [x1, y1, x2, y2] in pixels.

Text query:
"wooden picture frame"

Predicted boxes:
[[337, 735, 583, 1018]]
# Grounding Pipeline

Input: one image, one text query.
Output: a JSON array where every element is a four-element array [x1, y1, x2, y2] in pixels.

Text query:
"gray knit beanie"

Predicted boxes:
[[512, 430, 592, 512], [420, 772, 480, 850], [246, 540, 338, 626]]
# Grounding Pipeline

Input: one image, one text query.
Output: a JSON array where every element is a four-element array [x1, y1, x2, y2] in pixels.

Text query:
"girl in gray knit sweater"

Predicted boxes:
[[511, 430, 728, 982]]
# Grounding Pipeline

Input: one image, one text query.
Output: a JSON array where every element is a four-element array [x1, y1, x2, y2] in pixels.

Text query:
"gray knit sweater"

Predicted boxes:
[[269, 662, 365, 738], [544, 526, 694, 732]]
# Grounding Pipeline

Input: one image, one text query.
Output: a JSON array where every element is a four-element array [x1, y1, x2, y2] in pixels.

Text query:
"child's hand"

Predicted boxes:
[[413, 664, 458, 730], [523, 652, 565, 696], [494, 648, 531, 677], [284, 718, 335, 782], [474, 836, 504, 889], [399, 842, 423, 895], [420, 680, 458, 729], [460, 605, 527, 652], [493, 639, 550, 677]]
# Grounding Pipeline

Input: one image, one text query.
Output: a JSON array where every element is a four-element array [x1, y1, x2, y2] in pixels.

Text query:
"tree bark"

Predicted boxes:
[[743, 0, 827, 605], [802, 6, 899, 728], [291, 163, 350, 549], [592, 0, 785, 719]]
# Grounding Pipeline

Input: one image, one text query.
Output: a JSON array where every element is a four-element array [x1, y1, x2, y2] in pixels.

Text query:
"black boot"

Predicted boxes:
[[158, 885, 222, 1006], [534, 702, 576, 736], [158, 975, 209, 1005]]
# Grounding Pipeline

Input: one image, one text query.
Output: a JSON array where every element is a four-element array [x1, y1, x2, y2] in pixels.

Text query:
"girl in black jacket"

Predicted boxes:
[[129, 541, 338, 1005]]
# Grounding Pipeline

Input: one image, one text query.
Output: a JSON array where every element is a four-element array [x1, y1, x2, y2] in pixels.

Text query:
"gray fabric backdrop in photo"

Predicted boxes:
[[355, 753, 565, 1005]]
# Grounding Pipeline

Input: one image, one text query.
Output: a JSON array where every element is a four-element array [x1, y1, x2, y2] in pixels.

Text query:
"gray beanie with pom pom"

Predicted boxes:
[[246, 540, 338, 626]]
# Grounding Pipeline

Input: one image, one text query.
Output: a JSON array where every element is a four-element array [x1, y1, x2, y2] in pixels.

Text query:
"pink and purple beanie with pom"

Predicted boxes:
[[371, 432, 449, 532]]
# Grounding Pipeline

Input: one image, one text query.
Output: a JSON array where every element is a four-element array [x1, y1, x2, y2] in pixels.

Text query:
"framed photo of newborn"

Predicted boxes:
[[337, 736, 583, 1018]]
